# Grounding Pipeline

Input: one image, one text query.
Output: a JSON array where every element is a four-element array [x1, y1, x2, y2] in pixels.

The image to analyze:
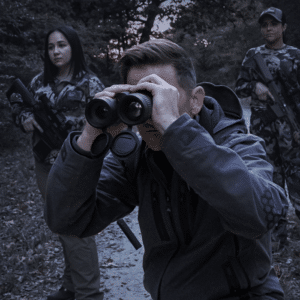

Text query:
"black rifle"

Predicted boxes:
[[6, 78, 69, 161], [6, 78, 142, 250], [246, 53, 300, 143], [117, 219, 142, 250]]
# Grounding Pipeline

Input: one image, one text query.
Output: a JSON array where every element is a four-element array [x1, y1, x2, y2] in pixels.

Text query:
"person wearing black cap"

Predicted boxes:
[[235, 7, 300, 247]]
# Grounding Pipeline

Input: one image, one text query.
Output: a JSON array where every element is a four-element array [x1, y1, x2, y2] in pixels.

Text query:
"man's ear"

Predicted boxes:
[[189, 86, 205, 116]]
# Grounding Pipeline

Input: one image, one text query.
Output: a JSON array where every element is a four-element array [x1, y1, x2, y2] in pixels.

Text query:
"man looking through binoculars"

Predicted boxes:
[[45, 39, 287, 299], [79, 63, 203, 152]]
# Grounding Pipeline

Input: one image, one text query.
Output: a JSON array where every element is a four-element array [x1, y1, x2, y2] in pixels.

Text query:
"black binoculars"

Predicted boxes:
[[85, 91, 152, 160], [85, 91, 153, 129]]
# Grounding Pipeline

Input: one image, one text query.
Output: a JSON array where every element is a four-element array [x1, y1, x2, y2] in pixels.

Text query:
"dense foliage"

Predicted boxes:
[[1, 0, 300, 147], [0, 0, 172, 85], [1, 0, 300, 87]]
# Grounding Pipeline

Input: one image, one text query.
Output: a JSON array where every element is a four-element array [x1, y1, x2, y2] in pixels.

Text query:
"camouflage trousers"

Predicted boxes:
[[250, 107, 300, 219]]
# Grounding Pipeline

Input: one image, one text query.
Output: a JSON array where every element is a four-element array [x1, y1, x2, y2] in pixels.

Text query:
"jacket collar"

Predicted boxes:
[[141, 96, 246, 186], [51, 70, 87, 85], [198, 96, 246, 136]]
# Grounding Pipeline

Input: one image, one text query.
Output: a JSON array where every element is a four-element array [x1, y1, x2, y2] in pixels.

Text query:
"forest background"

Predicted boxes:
[[2, 0, 300, 162], [1, 0, 300, 91]]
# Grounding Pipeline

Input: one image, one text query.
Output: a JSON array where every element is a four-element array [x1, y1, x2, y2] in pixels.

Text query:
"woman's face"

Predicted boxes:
[[48, 31, 72, 70], [260, 16, 286, 45]]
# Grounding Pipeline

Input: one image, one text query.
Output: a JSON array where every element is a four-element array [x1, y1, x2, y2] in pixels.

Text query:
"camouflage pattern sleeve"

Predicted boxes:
[[10, 74, 43, 128], [9, 90, 32, 128], [10, 101, 34, 130], [88, 76, 105, 98], [10, 73, 44, 129], [292, 49, 300, 113], [297, 50, 300, 84], [235, 48, 258, 98], [276, 47, 300, 113]]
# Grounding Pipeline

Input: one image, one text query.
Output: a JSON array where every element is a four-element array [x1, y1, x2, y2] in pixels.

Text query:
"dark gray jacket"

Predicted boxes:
[[45, 96, 288, 300]]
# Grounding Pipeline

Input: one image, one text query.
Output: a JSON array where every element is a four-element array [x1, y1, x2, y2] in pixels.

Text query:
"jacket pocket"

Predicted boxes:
[[222, 255, 252, 298]]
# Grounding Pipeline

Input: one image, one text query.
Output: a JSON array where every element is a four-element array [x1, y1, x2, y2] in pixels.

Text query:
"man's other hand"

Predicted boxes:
[[78, 88, 128, 152]]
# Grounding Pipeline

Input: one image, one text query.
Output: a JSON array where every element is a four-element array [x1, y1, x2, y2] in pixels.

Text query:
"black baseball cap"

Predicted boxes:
[[258, 7, 283, 24]]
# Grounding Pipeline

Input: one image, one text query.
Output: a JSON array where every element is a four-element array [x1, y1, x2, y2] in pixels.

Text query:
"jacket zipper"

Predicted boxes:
[[234, 235, 252, 293], [178, 181, 192, 245], [151, 180, 170, 241]]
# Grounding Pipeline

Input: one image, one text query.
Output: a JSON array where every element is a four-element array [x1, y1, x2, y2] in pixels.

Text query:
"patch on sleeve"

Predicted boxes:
[[261, 191, 286, 230]]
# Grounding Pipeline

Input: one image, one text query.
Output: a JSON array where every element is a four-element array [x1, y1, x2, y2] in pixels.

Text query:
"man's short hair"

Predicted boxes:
[[119, 39, 197, 93]]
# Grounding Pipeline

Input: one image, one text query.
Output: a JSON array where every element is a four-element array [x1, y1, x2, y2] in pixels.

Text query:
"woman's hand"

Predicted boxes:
[[255, 82, 275, 102], [22, 115, 43, 133]]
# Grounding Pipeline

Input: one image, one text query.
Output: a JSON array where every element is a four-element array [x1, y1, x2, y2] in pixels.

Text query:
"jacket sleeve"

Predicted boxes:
[[45, 132, 137, 237], [162, 114, 289, 239], [235, 49, 258, 99]]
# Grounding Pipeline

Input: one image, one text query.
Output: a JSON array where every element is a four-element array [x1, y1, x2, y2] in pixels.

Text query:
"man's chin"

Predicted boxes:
[[142, 133, 163, 151], [147, 143, 162, 151]]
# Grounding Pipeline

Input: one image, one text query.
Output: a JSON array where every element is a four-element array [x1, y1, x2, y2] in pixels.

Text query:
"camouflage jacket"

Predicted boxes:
[[10, 71, 104, 163], [235, 44, 300, 111]]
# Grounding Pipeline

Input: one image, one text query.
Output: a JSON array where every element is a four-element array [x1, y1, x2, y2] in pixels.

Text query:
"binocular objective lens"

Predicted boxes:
[[127, 102, 143, 119], [95, 105, 109, 118]]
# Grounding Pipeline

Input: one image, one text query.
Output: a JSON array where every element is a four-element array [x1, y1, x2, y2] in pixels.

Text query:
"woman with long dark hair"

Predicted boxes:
[[10, 25, 104, 300]]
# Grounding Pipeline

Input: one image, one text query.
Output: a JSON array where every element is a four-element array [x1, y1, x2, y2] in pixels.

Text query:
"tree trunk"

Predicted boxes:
[[139, 0, 165, 43]]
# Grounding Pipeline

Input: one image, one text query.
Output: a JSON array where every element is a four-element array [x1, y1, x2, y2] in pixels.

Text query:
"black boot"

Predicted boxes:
[[47, 286, 75, 300]]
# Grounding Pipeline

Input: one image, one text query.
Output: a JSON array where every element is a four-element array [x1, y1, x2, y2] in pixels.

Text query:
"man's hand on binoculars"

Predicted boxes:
[[93, 86, 125, 100], [88, 68, 183, 138], [129, 74, 181, 135], [77, 121, 127, 152], [77, 122, 103, 152]]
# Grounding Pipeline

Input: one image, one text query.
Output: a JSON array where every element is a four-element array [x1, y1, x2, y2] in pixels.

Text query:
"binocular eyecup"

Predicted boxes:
[[85, 91, 152, 128]]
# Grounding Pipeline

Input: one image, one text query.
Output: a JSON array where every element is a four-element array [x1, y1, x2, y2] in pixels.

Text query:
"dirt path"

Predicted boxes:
[[96, 208, 151, 299]]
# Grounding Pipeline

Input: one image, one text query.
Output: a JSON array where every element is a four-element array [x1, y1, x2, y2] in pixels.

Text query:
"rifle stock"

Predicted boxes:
[[6, 78, 36, 107]]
